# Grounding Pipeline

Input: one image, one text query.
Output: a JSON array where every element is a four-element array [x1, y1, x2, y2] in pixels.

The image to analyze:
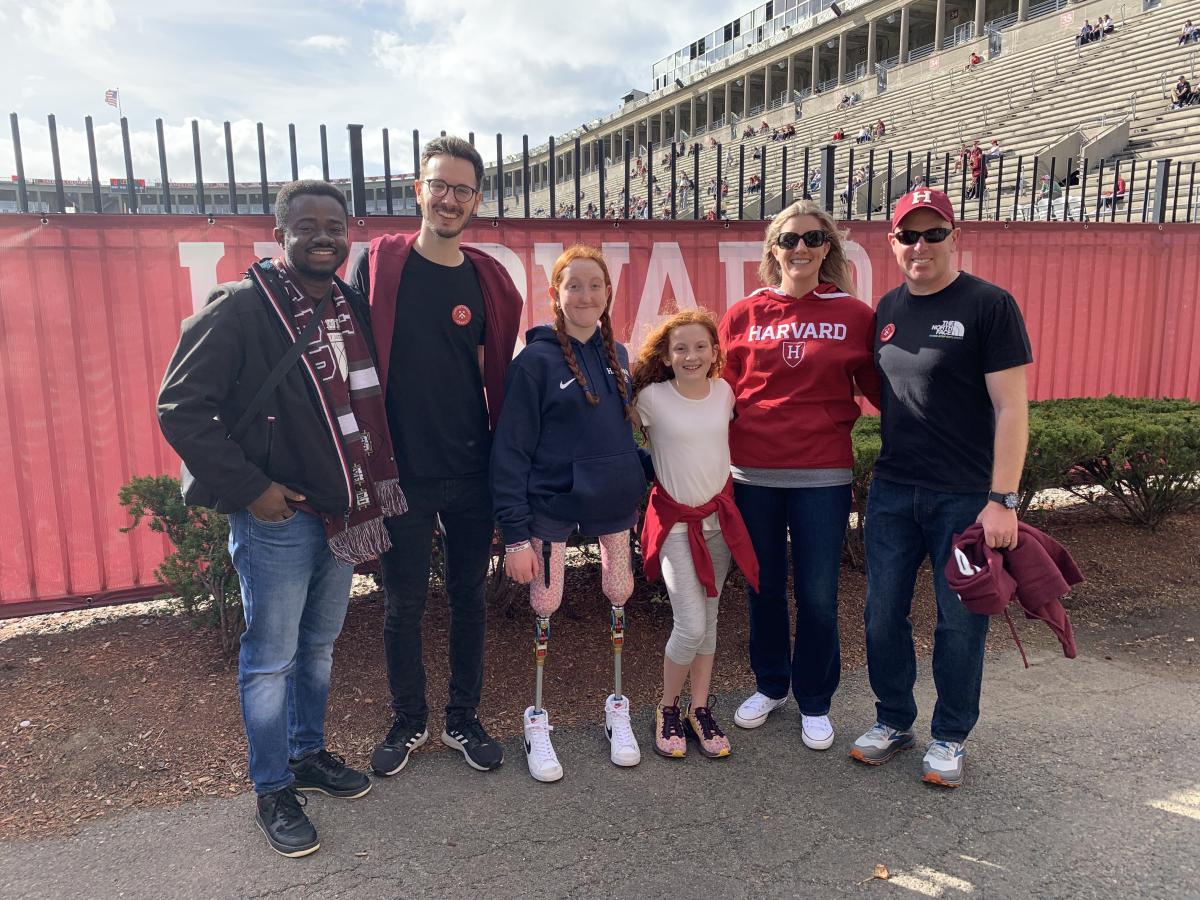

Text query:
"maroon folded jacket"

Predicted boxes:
[[946, 522, 1081, 660]]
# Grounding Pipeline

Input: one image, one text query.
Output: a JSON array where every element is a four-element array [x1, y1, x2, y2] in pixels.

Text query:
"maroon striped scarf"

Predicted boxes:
[[250, 258, 406, 564]]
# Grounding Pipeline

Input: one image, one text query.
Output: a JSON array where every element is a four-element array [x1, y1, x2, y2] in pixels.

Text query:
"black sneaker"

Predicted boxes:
[[370, 717, 429, 776], [289, 749, 371, 799], [441, 716, 504, 771], [256, 787, 319, 858]]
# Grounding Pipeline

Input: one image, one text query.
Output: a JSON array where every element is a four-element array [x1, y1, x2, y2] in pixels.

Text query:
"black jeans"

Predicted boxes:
[[381, 473, 494, 730]]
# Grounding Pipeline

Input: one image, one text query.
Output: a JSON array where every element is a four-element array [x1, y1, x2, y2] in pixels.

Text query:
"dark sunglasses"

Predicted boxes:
[[893, 227, 953, 245], [776, 230, 828, 249]]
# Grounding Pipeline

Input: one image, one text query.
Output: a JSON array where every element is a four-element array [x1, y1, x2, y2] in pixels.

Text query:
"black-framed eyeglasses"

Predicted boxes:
[[892, 227, 953, 246], [423, 178, 479, 202], [776, 230, 828, 249]]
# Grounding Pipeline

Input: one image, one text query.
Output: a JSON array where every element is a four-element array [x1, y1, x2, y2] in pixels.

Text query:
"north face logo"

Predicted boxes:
[[930, 320, 965, 339], [782, 341, 806, 367]]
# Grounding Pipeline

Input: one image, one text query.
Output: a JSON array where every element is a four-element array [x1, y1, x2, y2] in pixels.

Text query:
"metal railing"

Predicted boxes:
[[5, 113, 1192, 224]]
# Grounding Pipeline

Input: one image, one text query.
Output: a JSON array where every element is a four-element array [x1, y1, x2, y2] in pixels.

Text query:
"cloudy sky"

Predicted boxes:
[[1, 0, 745, 185]]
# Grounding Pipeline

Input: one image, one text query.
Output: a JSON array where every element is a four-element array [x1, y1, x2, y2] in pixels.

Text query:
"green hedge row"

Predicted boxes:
[[847, 396, 1200, 564]]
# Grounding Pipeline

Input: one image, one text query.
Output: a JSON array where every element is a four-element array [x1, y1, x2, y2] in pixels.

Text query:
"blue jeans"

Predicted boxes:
[[734, 482, 851, 716], [864, 477, 991, 743], [228, 509, 354, 795]]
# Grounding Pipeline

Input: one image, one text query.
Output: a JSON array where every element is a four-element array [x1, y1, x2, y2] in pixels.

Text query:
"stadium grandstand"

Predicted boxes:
[[5, 0, 1198, 222]]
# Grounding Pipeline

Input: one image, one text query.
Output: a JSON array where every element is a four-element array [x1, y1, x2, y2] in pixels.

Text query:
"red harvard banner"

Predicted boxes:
[[0, 215, 1197, 615]]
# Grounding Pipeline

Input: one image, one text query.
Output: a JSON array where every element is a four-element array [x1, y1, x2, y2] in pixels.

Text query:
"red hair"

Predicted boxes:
[[549, 245, 630, 418], [632, 308, 724, 396]]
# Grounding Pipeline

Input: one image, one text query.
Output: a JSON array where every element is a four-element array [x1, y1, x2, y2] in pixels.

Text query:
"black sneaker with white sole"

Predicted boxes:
[[370, 718, 430, 776], [289, 749, 371, 798], [256, 787, 319, 858], [441, 716, 504, 771]]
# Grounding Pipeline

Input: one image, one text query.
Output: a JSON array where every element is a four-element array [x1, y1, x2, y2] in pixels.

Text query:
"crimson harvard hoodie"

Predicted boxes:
[[719, 284, 880, 469]]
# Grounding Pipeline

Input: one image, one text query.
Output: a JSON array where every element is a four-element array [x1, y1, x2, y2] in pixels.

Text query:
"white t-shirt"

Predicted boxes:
[[635, 379, 735, 533]]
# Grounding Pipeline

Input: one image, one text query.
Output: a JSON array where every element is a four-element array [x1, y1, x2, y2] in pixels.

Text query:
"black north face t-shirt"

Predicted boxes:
[[873, 272, 1033, 492]]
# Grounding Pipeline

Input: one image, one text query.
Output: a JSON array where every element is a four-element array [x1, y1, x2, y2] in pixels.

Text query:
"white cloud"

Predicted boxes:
[[295, 34, 349, 53], [1, 1, 745, 181], [20, 0, 116, 44]]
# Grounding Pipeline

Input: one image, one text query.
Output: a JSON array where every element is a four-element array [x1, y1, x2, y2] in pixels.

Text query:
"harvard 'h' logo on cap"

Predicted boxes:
[[910, 190, 932, 204]]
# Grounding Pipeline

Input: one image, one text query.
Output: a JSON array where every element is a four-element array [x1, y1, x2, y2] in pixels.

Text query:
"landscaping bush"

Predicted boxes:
[[118, 475, 243, 658], [1020, 402, 1105, 515], [845, 416, 882, 569]]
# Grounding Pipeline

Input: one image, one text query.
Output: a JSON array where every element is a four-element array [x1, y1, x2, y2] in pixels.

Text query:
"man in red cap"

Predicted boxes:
[[849, 188, 1033, 787]]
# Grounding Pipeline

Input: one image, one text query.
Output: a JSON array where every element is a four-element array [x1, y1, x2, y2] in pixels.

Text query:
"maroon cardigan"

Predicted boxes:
[[365, 232, 523, 431]]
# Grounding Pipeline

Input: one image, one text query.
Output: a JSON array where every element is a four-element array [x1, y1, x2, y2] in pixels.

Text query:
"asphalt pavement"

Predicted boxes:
[[2, 610, 1197, 900]]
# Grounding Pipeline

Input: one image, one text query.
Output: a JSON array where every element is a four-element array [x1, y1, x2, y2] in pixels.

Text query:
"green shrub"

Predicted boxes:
[[1020, 404, 1105, 515], [845, 416, 882, 568], [118, 475, 243, 658], [1065, 399, 1200, 528]]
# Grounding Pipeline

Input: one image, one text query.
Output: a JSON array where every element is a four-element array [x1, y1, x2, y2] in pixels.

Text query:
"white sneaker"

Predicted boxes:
[[733, 692, 788, 729], [605, 694, 641, 767], [801, 714, 835, 750], [522, 706, 563, 783]]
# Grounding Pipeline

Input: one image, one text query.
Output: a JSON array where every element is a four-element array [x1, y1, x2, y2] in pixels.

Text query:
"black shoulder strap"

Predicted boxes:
[[227, 292, 332, 442]]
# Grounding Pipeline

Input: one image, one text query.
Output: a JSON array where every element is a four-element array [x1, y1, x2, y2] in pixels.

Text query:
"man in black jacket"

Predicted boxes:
[[158, 181, 397, 858]]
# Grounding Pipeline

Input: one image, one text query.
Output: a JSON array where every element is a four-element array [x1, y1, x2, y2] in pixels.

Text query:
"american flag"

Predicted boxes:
[[104, 89, 119, 108]]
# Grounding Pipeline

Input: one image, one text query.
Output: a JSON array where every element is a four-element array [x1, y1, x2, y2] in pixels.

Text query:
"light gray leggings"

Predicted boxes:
[[662, 528, 732, 665]]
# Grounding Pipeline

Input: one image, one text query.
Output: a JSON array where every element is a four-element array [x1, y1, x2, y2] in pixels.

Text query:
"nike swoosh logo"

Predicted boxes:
[[559, 378, 576, 390], [524, 739, 532, 754]]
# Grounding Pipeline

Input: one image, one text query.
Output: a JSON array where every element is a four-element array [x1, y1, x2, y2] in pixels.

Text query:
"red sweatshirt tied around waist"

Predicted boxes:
[[641, 477, 759, 598]]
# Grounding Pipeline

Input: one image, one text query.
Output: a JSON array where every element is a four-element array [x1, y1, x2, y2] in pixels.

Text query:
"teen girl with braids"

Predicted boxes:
[[633, 309, 759, 760], [491, 244, 648, 783]]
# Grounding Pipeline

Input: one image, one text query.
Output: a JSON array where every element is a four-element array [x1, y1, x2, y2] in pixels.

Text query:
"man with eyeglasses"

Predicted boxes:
[[850, 188, 1032, 789], [352, 136, 522, 777]]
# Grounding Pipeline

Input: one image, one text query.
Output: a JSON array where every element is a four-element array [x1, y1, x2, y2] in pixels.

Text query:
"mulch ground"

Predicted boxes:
[[1, 504, 1196, 843]]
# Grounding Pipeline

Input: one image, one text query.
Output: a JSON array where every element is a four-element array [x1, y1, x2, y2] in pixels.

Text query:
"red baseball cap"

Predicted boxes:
[[891, 187, 956, 229]]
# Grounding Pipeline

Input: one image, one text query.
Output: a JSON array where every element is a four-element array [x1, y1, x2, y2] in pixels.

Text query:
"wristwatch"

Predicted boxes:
[[988, 491, 1019, 510]]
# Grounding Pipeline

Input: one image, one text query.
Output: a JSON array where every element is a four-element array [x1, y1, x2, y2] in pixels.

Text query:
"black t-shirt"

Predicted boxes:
[[352, 247, 489, 478], [873, 272, 1033, 492]]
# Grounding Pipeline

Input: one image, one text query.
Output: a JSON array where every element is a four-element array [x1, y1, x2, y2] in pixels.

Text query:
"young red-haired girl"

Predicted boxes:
[[491, 244, 649, 783], [633, 308, 760, 759]]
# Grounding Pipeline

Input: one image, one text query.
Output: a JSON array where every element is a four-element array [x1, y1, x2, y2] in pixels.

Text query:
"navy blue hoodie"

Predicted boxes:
[[491, 324, 647, 544]]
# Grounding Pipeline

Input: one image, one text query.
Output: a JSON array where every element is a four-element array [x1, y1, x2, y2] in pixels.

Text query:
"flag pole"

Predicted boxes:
[[117, 88, 122, 119]]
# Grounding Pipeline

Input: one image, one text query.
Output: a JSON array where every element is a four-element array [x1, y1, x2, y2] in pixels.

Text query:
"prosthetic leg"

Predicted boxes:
[[599, 531, 641, 767], [522, 538, 565, 783]]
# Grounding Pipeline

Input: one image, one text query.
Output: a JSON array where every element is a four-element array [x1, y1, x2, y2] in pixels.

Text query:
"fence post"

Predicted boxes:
[[192, 119, 205, 216], [821, 144, 835, 214], [623, 139, 631, 219], [1151, 158, 1170, 222], [223, 120, 236, 215], [257, 122, 270, 215], [574, 137, 582, 219], [522, 134, 531, 218], [383, 128, 394, 215], [716, 143, 723, 219], [48, 114, 66, 214], [496, 134, 504, 219], [288, 124, 299, 181], [86, 116, 102, 213], [760, 142, 768, 219], [9, 113, 28, 213], [155, 118, 172, 214], [122, 117, 139, 214], [548, 136, 556, 218], [348, 124, 367, 217], [320, 125, 330, 181], [738, 144, 746, 219], [596, 138, 605, 218]]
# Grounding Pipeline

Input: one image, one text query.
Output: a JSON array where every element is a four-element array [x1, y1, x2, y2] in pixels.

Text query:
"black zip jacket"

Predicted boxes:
[[157, 274, 374, 515]]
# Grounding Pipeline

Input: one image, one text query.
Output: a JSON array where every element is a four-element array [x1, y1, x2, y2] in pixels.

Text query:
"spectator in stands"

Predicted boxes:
[[703, 208, 717, 221], [760, 120, 770, 134], [753, 146, 762, 161], [1099, 14, 1115, 34], [1172, 75, 1192, 109], [856, 125, 872, 144], [965, 51, 983, 71], [987, 139, 1003, 159], [708, 136, 719, 148], [832, 127, 845, 141], [874, 119, 887, 139], [1178, 20, 1198, 45], [968, 141, 986, 200], [1100, 174, 1127, 210], [1078, 21, 1092, 45], [837, 94, 852, 111], [809, 168, 822, 193], [743, 125, 757, 139]]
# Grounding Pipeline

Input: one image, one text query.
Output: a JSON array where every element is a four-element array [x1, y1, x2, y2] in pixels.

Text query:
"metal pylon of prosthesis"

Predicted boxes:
[[533, 615, 550, 714], [610, 604, 625, 700]]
